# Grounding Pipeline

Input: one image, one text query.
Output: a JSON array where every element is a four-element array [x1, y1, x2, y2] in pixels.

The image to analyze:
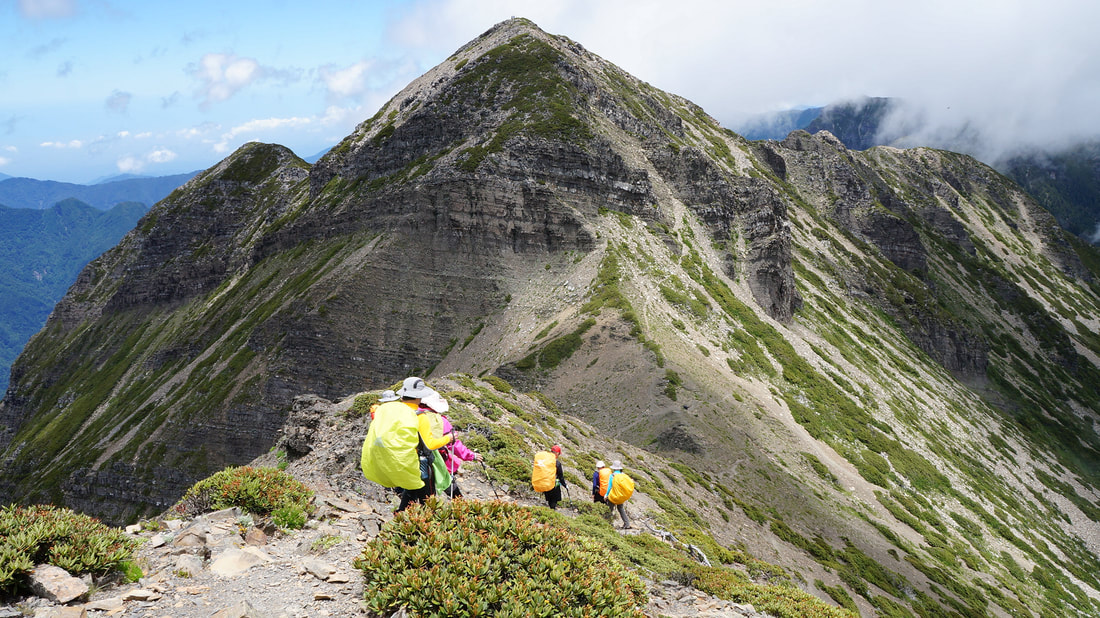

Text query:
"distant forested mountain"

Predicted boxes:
[[0, 199, 148, 392], [0, 172, 198, 210]]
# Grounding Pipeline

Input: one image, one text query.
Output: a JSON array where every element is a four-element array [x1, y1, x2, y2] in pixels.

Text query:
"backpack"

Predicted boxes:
[[531, 451, 557, 492], [361, 401, 424, 490], [597, 467, 612, 496], [604, 470, 634, 505], [431, 450, 452, 494]]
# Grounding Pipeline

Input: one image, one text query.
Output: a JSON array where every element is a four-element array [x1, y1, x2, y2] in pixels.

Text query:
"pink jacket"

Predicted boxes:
[[439, 416, 477, 473]]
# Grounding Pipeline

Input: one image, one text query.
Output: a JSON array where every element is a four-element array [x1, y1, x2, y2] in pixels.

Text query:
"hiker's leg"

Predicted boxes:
[[396, 490, 412, 512], [617, 504, 631, 528]]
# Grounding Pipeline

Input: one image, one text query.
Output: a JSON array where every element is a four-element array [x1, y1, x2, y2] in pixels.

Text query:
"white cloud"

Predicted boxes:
[[147, 148, 177, 163], [319, 105, 364, 127], [117, 130, 130, 138], [116, 155, 141, 173], [115, 147, 178, 173], [40, 139, 83, 148], [0, 156, 10, 167], [189, 53, 262, 107], [214, 116, 313, 153], [320, 61, 373, 99], [135, 131, 153, 139], [18, 0, 76, 19], [4, 146, 17, 153]]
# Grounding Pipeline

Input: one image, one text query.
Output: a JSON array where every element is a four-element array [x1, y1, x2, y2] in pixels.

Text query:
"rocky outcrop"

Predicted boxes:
[[649, 145, 803, 322]]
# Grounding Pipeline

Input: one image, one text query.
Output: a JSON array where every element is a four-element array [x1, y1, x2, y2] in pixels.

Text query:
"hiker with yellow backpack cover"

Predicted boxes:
[[532, 444, 567, 509], [595, 459, 632, 529], [360, 377, 453, 512]]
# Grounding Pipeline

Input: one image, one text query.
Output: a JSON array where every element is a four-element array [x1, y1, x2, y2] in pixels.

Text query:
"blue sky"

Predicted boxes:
[[3, 0, 1099, 183]]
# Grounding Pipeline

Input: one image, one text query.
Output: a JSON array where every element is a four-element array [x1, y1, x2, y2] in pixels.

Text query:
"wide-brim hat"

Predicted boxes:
[[421, 393, 449, 413], [611, 460, 623, 470], [595, 460, 606, 468], [397, 376, 435, 399], [379, 390, 399, 403]]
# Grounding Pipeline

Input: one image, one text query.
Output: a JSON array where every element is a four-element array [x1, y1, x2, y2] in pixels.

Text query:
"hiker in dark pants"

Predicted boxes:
[[592, 460, 609, 504], [544, 444, 567, 509]]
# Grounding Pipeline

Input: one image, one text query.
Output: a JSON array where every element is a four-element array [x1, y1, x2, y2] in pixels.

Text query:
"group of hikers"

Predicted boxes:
[[359, 376, 633, 527], [532, 444, 633, 528]]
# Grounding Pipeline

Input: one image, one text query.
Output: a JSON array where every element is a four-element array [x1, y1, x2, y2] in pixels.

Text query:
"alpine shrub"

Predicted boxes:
[[173, 466, 313, 522], [0, 504, 140, 595], [354, 499, 647, 617]]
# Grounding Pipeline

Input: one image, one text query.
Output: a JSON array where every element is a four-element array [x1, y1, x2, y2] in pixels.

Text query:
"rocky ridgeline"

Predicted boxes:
[[1, 389, 770, 618]]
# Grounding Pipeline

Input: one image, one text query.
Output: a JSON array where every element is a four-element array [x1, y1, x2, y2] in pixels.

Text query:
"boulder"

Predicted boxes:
[[28, 565, 88, 604]]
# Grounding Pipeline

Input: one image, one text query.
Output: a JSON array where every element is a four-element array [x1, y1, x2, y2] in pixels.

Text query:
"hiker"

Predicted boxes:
[[533, 444, 567, 509], [389, 377, 453, 512], [605, 460, 633, 529], [369, 390, 399, 420], [422, 393, 482, 498], [592, 460, 610, 503]]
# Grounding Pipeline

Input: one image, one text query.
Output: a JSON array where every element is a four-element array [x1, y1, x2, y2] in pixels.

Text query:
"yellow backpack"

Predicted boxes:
[[531, 451, 557, 492], [605, 470, 635, 505], [361, 401, 424, 490]]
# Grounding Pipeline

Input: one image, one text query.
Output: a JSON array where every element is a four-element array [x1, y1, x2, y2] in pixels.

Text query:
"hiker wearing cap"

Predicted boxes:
[[422, 393, 482, 498], [393, 377, 453, 512], [592, 460, 610, 504], [606, 460, 632, 529], [369, 390, 399, 420], [543, 445, 567, 509]]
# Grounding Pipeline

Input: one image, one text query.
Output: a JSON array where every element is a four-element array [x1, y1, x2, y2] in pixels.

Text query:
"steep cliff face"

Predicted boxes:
[[3, 17, 1100, 617]]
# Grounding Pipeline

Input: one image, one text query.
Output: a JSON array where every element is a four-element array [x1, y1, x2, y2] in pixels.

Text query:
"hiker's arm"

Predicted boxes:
[[418, 415, 453, 450], [451, 439, 478, 462]]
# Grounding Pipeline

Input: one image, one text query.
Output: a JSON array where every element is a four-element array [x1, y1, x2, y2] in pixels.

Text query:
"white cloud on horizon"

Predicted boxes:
[[0, 156, 10, 167], [116, 155, 141, 173], [213, 116, 314, 153], [116, 147, 178, 173], [147, 148, 177, 164]]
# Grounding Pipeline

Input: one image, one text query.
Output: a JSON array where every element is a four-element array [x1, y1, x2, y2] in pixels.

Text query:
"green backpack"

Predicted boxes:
[[361, 401, 424, 490], [432, 451, 453, 494]]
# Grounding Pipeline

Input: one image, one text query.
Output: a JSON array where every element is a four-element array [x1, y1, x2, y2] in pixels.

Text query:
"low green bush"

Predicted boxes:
[[172, 466, 314, 527], [0, 504, 140, 596], [692, 566, 856, 618], [349, 392, 379, 417], [354, 499, 647, 617]]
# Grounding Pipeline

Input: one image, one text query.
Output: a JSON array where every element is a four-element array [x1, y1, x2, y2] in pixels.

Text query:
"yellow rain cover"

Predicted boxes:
[[531, 450, 557, 492], [361, 401, 424, 490]]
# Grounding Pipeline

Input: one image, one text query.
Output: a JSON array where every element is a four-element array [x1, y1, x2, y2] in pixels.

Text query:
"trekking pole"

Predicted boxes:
[[479, 459, 502, 500]]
